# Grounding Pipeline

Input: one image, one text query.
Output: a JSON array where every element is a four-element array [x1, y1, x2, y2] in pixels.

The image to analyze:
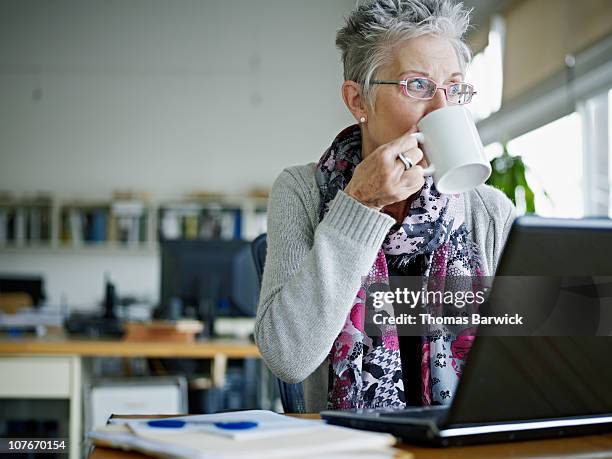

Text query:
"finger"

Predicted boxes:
[[406, 165, 425, 176], [394, 148, 424, 176], [398, 166, 426, 188], [383, 130, 421, 158], [399, 147, 424, 166]]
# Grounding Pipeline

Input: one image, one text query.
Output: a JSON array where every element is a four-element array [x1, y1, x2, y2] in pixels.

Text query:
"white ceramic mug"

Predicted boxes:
[[410, 105, 491, 194]]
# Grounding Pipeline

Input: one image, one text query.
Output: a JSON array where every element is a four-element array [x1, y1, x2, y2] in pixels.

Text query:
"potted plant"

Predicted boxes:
[[486, 143, 541, 213]]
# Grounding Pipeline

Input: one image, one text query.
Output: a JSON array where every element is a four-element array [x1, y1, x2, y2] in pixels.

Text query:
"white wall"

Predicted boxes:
[[0, 0, 355, 307], [1, 249, 158, 310]]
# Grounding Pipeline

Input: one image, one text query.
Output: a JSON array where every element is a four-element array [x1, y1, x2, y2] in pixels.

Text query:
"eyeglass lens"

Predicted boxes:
[[404, 78, 473, 104]]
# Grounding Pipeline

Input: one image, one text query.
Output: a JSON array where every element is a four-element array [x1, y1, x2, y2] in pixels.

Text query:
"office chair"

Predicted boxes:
[[251, 233, 306, 414]]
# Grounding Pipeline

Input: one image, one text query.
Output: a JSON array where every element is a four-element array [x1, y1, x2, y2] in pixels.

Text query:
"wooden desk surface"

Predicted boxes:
[[0, 334, 261, 358], [89, 414, 612, 459]]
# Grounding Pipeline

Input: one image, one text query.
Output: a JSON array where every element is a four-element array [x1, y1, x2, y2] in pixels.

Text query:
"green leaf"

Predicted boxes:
[[487, 154, 518, 205]]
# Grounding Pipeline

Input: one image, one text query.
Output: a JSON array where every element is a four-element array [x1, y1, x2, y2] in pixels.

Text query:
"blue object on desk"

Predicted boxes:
[[147, 419, 258, 430]]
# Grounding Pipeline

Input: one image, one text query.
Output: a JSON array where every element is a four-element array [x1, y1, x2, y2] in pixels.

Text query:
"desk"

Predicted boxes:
[[0, 335, 261, 358], [88, 414, 612, 459], [0, 334, 261, 459]]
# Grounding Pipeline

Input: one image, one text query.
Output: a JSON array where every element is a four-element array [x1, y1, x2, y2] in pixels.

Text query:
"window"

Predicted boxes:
[[467, 16, 504, 122], [485, 113, 584, 218]]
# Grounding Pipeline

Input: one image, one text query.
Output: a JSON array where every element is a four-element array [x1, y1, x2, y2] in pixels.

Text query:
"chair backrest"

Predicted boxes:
[[251, 233, 267, 284], [250, 234, 305, 413]]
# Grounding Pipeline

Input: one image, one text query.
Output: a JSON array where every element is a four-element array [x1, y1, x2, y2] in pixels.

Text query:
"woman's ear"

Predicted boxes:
[[342, 81, 368, 123]]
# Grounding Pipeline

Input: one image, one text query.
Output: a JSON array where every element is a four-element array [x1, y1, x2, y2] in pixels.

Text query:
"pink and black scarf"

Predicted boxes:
[[315, 124, 484, 409]]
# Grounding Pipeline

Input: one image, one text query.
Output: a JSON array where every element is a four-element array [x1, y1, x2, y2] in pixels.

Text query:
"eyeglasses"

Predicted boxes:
[[371, 76, 477, 105]]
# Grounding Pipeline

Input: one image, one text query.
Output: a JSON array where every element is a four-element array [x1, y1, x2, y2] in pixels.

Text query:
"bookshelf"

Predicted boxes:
[[0, 193, 268, 253], [158, 196, 267, 242], [0, 194, 54, 248]]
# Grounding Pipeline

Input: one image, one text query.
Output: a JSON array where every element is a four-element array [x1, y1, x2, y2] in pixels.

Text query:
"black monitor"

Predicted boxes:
[[160, 239, 259, 335], [0, 275, 46, 307]]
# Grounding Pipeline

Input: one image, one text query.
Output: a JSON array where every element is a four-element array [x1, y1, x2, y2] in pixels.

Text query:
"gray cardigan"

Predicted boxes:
[[254, 163, 515, 412]]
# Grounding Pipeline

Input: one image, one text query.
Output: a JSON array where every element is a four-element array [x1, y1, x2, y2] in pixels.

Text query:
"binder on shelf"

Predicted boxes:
[[112, 201, 146, 246], [184, 214, 199, 239], [0, 209, 6, 245], [242, 210, 267, 241], [68, 209, 83, 245], [129, 216, 141, 245], [29, 207, 41, 242], [116, 215, 141, 246], [107, 213, 117, 243], [14, 208, 26, 246], [91, 210, 108, 243], [39, 207, 51, 242], [219, 210, 237, 240], [232, 209, 242, 240], [139, 214, 147, 243], [42, 208, 51, 242], [161, 211, 181, 240], [199, 212, 218, 239]]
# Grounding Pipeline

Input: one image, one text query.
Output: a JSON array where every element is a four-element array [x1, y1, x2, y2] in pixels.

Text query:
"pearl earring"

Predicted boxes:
[[359, 116, 367, 123]]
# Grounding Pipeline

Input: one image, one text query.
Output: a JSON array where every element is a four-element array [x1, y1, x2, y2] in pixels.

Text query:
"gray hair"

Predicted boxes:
[[336, 0, 473, 108]]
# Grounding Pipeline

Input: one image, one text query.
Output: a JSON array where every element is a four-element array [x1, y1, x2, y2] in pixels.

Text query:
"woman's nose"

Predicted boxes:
[[423, 88, 448, 116]]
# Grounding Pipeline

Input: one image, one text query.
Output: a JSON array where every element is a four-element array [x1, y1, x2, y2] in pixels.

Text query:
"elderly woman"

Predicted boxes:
[[255, 0, 514, 412]]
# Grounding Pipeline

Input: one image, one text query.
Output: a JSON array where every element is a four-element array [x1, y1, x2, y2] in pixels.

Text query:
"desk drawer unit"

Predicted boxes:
[[0, 356, 72, 398], [0, 355, 82, 459]]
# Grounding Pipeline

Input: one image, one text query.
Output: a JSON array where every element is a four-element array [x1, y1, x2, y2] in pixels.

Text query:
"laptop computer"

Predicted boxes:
[[321, 216, 612, 446]]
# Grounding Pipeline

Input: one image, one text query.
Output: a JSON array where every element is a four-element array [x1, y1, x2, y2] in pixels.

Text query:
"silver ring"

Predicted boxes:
[[398, 152, 413, 171]]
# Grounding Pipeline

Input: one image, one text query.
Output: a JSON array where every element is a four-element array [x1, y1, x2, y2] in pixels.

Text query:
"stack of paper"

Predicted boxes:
[[89, 410, 404, 459]]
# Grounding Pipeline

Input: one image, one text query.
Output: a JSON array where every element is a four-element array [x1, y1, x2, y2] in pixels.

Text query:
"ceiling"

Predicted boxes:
[[462, 0, 516, 30]]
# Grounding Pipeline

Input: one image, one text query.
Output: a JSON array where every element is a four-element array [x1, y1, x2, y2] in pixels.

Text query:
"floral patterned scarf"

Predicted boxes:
[[315, 124, 484, 409]]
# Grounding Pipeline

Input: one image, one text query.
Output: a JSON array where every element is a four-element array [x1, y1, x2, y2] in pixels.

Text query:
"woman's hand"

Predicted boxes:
[[344, 130, 425, 211]]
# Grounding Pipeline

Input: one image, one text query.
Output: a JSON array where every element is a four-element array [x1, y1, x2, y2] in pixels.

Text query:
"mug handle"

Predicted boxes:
[[409, 132, 435, 176]]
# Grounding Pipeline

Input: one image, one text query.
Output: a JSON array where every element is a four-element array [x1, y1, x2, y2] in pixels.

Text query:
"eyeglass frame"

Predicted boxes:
[[370, 76, 477, 104]]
